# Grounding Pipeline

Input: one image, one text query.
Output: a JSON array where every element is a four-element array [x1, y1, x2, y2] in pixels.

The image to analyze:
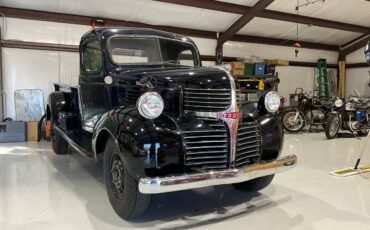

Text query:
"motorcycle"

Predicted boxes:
[[325, 91, 370, 139], [281, 88, 332, 132]]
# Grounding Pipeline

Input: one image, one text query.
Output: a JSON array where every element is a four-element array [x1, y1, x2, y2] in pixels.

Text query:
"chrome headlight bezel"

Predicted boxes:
[[264, 91, 281, 113], [136, 92, 164, 119], [334, 98, 343, 107]]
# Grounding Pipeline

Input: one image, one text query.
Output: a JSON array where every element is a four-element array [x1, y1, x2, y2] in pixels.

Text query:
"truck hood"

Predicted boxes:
[[110, 66, 231, 90]]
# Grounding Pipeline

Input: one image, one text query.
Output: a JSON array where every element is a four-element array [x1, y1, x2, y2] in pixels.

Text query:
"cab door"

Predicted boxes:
[[79, 37, 111, 132]]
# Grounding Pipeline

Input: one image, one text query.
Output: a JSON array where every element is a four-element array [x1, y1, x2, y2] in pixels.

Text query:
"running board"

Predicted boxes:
[[54, 126, 93, 158]]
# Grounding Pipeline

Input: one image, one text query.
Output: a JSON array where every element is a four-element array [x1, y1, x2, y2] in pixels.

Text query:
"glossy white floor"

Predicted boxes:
[[1, 132, 370, 230]]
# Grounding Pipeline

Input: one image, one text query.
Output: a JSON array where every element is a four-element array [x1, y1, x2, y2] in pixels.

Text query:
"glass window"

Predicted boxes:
[[108, 37, 161, 64], [159, 39, 196, 67], [83, 40, 102, 72], [107, 36, 198, 66], [179, 50, 195, 66]]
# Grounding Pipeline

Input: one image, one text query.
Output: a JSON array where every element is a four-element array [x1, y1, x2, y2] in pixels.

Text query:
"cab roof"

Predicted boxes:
[[81, 27, 196, 46]]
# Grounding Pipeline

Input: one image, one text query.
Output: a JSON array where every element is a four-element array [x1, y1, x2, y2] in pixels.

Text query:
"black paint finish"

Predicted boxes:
[[49, 28, 283, 180]]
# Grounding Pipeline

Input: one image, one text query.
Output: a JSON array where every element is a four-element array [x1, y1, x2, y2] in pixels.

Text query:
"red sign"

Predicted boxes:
[[222, 112, 240, 119]]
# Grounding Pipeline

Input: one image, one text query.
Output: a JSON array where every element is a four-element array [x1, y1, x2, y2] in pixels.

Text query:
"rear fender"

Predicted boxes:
[[48, 92, 72, 125]]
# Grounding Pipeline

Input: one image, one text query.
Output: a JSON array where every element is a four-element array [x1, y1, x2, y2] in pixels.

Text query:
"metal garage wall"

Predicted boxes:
[[346, 68, 370, 98], [2, 48, 80, 119], [224, 41, 338, 64], [1, 18, 340, 118], [345, 48, 370, 97], [2, 48, 58, 119], [5, 18, 89, 44], [275, 66, 315, 102]]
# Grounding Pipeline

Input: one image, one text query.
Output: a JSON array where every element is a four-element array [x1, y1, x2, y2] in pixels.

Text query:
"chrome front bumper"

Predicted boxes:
[[139, 155, 297, 194]]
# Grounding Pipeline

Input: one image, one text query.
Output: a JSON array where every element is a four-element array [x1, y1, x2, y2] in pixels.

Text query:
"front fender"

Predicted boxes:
[[241, 102, 283, 161], [93, 106, 184, 179]]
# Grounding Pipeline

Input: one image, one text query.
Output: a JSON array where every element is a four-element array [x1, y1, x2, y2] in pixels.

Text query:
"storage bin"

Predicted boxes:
[[0, 121, 27, 143], [244, 63, 254, 76], [254, 63, 265, 76], [265, 64, 276, 76]]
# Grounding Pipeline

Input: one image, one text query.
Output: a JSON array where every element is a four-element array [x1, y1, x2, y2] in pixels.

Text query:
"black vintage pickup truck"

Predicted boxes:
[[47, 27, 297, 219]]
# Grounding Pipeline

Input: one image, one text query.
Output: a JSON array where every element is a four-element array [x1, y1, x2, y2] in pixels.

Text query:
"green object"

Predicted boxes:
[[315, 58, 329, 99], [244, 63, 254, 76]]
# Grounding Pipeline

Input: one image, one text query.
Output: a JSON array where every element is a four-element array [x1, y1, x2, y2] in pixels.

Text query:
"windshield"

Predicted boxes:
[[107, 36, 198, 67]]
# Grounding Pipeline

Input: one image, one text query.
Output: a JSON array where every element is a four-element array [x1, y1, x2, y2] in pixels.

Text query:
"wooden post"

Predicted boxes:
[[338, 60, 346, 97]]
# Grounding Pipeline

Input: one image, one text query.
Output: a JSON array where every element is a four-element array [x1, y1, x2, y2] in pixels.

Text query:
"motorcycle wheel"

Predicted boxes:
[[281, 110, 306, 132], [325, 114, 340, 139]]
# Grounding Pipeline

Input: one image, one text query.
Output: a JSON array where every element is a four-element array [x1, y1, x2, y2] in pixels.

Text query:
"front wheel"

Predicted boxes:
[[103, 138, 150, 220], [325, 114, 340, 139], [281, 110, 306, 132], [233, 175, 274, 192]]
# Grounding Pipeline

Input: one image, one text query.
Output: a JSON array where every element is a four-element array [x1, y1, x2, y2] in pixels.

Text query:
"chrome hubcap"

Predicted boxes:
[[329, 118, 339, 136], [110, 153, 124, 199], [284, 112, 304, 131]]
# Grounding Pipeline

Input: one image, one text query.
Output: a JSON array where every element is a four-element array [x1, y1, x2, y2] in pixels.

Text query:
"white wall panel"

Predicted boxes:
[[5, 18, 65, 44], [275, 66, 315, 102], [2, 48, 60, 119], [5, 18, 90, 45], [346, 68, 370, 98], [346, 47, 370, 97], [64, 24, 91, 45], [223, 41, 338, 64], [59, 52, 80, 86], [346, 48, 367, 64], [189, 37, 216, 56]]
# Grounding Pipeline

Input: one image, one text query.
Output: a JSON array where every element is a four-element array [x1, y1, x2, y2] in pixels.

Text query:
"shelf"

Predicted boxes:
[[240, 89, 270, 93], [236, 75, 277, 80]]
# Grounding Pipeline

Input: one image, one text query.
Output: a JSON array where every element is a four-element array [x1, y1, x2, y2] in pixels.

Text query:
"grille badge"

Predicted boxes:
[[219, 112, 240, 119]]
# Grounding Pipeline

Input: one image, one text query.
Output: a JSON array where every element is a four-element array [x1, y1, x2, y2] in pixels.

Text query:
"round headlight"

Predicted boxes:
[[264, 91, 281, 113], [334, 99, 343, 107], [137, 92, 164, 119]]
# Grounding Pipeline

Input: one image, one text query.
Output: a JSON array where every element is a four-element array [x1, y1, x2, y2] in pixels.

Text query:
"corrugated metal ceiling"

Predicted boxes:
[[0, 0, 369, 45]]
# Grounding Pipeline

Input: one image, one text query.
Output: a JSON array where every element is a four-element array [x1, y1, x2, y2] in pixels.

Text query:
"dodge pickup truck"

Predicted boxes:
[[47, 27, 297, 219]]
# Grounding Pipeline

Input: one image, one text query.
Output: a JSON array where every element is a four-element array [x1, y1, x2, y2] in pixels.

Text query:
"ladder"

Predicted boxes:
[[315, 58, 330, 99]]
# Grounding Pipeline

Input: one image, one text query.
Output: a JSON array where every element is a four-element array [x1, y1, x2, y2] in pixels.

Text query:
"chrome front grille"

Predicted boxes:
[[183, 118, 229, 170], [235, 120, 262, 168], [126, 87, 141, 103], [183, 88, 231, 112]]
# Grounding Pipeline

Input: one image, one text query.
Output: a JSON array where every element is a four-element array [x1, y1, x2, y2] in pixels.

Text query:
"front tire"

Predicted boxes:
[[281, 110, 306, 132], [325, 114, 340, 139], [103, 138, 150, 220], [233, 175, 274, 192]]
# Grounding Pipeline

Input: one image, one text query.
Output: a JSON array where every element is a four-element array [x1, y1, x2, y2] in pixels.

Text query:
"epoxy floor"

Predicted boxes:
[[1, 132, 370, 230]]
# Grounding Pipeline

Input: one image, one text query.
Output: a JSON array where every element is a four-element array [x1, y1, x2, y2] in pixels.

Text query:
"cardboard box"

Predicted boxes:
[[232, 69, 245, 76], [27, 121, 38, 141], [265, 59, 289, 66], [229, 62, 245, 69]]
